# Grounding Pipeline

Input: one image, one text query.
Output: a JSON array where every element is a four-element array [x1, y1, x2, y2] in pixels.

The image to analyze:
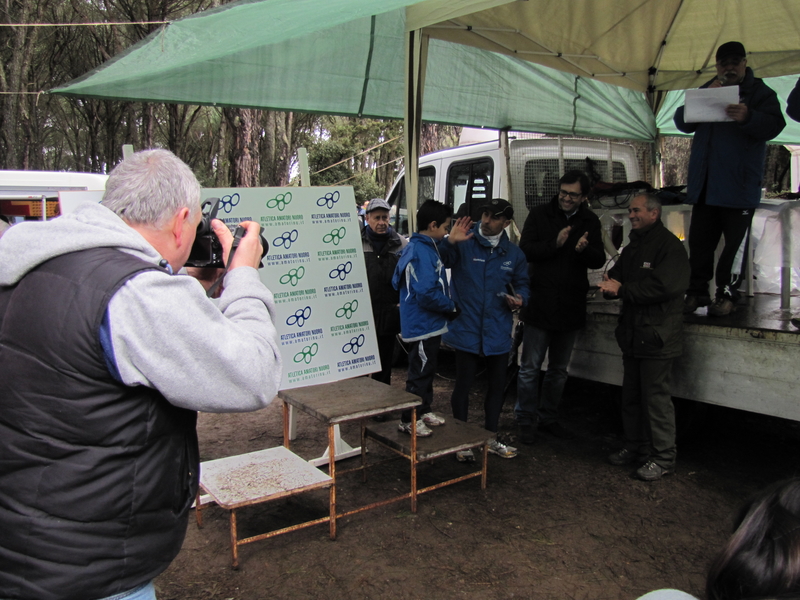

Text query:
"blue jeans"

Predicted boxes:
[[97, 582, 157, 600], [514, 325, 578, 426]]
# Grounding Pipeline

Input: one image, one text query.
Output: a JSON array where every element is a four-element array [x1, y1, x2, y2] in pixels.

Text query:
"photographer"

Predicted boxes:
[[0, 149, 282, 600]]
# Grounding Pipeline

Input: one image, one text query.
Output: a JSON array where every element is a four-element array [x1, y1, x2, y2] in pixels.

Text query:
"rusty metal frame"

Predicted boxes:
[[195, 448, 334, 569]]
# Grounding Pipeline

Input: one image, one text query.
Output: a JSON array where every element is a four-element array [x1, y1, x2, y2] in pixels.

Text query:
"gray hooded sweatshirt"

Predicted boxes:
[[0, 202, 282, 412]]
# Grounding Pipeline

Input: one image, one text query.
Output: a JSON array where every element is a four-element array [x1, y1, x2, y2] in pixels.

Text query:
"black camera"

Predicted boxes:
[[185, 198, 269, 268]]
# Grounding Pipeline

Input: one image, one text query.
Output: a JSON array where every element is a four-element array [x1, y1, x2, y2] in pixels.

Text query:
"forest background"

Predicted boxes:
[[1, 0, 792, 200]]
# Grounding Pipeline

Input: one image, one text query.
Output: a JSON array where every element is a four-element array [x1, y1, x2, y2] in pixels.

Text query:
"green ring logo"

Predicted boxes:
[[267, 192, 293, 211], [323, 226, 346, 246], [280, 266, 305, 287], [335, 299, 359, 319], [293, 343, 319, 364]]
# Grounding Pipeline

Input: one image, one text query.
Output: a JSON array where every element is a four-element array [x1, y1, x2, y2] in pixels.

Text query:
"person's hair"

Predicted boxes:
[[637, 193, 662, 217], [416, 199, 452, 232], [559, 170, 591, 196], [102, 149, 201, 228], [706, 478, 800, 600]]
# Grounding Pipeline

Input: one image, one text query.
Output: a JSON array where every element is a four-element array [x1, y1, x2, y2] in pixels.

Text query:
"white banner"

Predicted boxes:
[[202, 187, 379, 389]]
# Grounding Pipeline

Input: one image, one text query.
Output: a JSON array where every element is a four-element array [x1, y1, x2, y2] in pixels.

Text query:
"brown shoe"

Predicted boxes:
[[707, 297, 735, 317]]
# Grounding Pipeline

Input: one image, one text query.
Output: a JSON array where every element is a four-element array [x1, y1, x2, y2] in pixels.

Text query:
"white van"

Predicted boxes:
[[0, 170, 108, 221], [385, 133, 641, 234]]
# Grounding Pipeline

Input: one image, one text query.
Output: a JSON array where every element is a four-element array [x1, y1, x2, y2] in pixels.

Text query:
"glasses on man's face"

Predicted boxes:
[[559, 189, 583, 200]]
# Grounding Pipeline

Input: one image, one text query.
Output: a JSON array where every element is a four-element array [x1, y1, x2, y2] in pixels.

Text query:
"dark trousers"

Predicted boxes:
[[371, 333, 396, 386], [620, 356, 676, 468], [687, 203, 753, 301], [451, 350, 509, 433], [402, 336, 441, 423]]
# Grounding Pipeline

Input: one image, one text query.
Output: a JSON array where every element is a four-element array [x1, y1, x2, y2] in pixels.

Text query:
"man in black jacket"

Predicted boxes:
[[361, 198, 407, 387], [598, 194, 689, 481], [515, 171, 605, 444]]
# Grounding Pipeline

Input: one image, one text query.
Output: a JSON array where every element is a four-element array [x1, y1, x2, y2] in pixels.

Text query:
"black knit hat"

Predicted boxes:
[[716, 41, 746, 62]]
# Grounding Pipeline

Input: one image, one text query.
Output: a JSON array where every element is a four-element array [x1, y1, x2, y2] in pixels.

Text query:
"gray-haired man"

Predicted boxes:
[[0, 149, 282, 600], [598, 194, 689, 481]]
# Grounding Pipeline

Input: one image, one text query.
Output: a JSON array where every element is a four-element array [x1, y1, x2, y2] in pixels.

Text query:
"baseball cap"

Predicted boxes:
[[480, 198, 514, 219], [365, 198, 391, 213], [716, 41, 746, 62]]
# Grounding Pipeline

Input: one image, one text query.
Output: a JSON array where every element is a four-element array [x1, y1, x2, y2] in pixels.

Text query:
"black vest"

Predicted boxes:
[[0, 248, 199, 600]]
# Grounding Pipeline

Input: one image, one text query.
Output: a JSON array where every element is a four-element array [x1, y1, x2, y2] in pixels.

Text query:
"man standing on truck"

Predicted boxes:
[[598, 194, 689, 481], [440, 198, 530, 460], [0, 149, 282, 600], [514, 171, 606, 444], [674, 41, 785, 317]]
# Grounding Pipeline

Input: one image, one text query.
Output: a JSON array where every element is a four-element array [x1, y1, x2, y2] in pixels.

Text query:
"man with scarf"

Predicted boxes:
[[361, 198, 407, 387]]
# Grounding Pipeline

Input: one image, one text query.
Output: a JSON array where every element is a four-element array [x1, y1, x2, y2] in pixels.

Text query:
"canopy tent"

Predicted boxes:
[[53, 0, 656, 141], [408, 0, 800, 94], [53, 0, 800, 227]]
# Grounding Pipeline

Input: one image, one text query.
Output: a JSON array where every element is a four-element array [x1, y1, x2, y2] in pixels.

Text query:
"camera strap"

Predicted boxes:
[[205, 227, 246, 298]]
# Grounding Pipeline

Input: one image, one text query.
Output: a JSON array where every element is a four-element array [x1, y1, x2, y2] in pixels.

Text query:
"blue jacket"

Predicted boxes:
[[673, 67, 785, 209], [440, 224, 530, 356], [392, 233, 455, 342]]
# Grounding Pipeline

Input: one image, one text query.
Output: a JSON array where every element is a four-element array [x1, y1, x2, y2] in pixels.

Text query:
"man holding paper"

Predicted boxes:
[[674, 41, 785, 317]]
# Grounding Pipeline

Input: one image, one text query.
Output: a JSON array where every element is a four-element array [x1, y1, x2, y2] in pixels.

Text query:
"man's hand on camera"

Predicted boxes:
[[211, 219, 263, 270]]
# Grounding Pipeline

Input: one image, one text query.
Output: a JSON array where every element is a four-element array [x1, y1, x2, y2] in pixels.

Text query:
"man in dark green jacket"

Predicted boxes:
[[598, 194, 689, 481]]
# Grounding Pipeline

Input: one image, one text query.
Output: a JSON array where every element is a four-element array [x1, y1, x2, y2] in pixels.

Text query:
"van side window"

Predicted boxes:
[[523, 158, 628, 210], [386, 166, 436, 235], [446, 159, 493, 220]]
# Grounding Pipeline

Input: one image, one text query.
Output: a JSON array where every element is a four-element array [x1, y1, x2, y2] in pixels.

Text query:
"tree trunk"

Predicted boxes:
[[225, 108, 259, 187]]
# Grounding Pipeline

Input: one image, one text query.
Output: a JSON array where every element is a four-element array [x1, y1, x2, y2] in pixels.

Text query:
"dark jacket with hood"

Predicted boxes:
[[607, 219, 689, 359], [519, 197, 606, 332], [673, 67, 785, 209]]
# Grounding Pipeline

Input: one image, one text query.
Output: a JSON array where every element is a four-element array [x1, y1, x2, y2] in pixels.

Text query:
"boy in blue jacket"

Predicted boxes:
[[392, 200, 471, 436]]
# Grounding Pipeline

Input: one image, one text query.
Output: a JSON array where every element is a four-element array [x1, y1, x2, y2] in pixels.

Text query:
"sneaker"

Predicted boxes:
[[607, 448, 640, 466], [398, 420, 432, 437], [421, 412, 446, 427], [456, 449, 475, 463], [518, 423, 537, 445], [636, 460, 673, 481], [707, 297, 736, 317], [487, 439, 517, 458], [539, 422, 575, 440], [683, 294, 711, 314]]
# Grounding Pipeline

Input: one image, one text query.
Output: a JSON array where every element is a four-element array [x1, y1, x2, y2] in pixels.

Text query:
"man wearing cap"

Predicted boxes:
[[361, 198, 407, 387], [439, 198, 530, 460], [674, 41, 785, 317], [515, 171, 606, 445]]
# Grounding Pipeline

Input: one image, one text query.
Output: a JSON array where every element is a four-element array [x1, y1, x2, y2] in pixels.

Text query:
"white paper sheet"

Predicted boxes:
[[684, 87, 739, 123]]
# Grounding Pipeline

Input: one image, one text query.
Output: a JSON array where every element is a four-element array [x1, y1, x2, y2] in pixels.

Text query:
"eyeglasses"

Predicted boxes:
[[559, 189, 583, 200]]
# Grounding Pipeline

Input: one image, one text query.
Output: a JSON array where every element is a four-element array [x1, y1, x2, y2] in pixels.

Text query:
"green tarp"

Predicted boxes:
[[53, 0, 656, 141], [53, 0, 800, 143]]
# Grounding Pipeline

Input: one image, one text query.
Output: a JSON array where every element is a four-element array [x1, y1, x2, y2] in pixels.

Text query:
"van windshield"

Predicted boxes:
[[387, 166, 436, 236]]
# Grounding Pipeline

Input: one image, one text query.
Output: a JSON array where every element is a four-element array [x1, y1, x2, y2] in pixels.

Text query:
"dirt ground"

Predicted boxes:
[[156, 350, 800, 600]]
